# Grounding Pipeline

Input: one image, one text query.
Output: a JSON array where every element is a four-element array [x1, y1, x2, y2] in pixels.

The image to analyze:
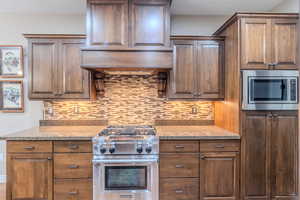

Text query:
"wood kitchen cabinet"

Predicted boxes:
[[160, 140, 240, 200], [86, 0, 129, 48], [25, 34, 91, 100], [6, 141, 92, 200], [241, 111, 298, 200], [86, 0, 171, 49], [240, 17, 298, 70], [168, 36, 224, 99], [6, 142, 53, 200], [200, 152, 239, 200]]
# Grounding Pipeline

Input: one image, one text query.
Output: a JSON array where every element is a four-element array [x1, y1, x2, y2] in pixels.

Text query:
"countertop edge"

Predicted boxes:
[[1, 136, 241, 141]]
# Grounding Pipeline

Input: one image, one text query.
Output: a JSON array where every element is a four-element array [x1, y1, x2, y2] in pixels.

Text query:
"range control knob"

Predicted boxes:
[[136, 145, 143, 154], [109, 147, 115, 154], [145, 146, 152, 153], [100, 147, 106, 154]]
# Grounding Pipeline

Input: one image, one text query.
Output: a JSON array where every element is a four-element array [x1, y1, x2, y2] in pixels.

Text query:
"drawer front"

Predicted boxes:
[[54, 141, 92, 153], [160, 178, 199, 200], [160, 154, 199, 178], [54, 179, 92, 200], [54, 153, 92, 179], [160, 141, 199, 153], [200, 141, 240, 152], [7, 141, 52, 153]]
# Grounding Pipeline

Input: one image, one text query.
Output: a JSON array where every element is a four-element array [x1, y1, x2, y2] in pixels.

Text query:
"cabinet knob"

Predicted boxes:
[[68, 191, 79, 195], [175, 189, 184, 194], [47, 157, 52, 160], [175, 164, 184, 168], [200, 154, 206, 160], [175, 145, 185, 149], [215, 144, 225, 149], [272, 114, 278, 119], [68, 144, 79, 150], [24, 146, 35, 150], [68, 164, 79, 169]]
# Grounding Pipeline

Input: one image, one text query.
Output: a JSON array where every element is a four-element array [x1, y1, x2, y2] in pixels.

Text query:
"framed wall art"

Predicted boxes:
[[0, 80, 24, 113], [0, 45, 23, 78]]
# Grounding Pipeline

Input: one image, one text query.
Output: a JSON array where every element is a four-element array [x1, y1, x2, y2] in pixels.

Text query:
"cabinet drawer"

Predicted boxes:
[[160, 154, 199, 178], [54, 141, 92, 153], [200, 141, 240, 152], [54, 179, 92, 200], [7, 141, 53, 153], [160, 178, 199, 200], [54, 153, 92, 179], [160, 141, 199, 153]]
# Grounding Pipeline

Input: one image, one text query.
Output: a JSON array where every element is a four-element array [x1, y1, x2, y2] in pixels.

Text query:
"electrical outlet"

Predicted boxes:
[[191, 106, 198, 114], [74, 105, 80, 114], [47, 107, 53, 116]]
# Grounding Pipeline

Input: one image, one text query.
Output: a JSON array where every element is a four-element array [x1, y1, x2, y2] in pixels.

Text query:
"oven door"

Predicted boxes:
[[93, 156, 158, 200], [242, 70, 298, 110]]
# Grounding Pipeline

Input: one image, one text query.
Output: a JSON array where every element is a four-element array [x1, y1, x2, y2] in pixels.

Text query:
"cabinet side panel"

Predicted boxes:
[[215, 21, 240, 133]]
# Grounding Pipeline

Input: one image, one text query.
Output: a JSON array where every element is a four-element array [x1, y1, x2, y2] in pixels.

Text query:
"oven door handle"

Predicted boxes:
[[93, 159, 158, 164]]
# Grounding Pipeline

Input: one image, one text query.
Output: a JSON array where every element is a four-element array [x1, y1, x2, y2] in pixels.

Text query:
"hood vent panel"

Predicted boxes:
[[81, 49, 173, 72]]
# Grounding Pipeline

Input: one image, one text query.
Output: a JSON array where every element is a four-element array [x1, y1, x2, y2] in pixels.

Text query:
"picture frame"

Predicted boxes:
[[0, 80, 24, 113], [0, 45, 23, 78]]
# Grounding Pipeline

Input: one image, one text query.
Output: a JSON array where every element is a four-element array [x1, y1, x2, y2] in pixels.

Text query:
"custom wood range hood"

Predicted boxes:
[[81, 0, 173, 73]]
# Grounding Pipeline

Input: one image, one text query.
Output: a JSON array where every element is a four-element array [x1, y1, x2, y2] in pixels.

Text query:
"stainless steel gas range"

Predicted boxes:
[[92, 125, 159, 200]]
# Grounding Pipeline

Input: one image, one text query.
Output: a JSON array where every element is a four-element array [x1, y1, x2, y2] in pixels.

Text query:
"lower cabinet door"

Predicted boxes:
[[7, 153, 53, 200], [200, 152, 239, 200], [54, 179, 92, 200], [160, 178, 199, 200], [271, 112, 298, 199]]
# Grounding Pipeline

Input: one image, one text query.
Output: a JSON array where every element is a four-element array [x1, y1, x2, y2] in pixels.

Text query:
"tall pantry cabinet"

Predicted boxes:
[[214, 12, 299, 200]]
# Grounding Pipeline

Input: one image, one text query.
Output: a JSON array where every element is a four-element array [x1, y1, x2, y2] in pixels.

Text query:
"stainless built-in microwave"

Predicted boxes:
[[242, 70, 299, 110]]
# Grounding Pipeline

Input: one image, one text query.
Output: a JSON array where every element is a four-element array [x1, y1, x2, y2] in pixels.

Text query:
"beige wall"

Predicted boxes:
[[171, 15, 229, 35], [0, 13, 85, 136], [0, 12, 85, 182], [272, 0, 299, 12]]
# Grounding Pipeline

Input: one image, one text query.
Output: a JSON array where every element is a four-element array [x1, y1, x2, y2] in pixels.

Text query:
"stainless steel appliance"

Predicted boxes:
[[93, 126, 159, 200], [242, 70, 299, 110]]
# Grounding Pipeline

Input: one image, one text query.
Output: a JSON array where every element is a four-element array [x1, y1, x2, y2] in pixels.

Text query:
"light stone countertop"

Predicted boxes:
[[0, 125, 240, 141]]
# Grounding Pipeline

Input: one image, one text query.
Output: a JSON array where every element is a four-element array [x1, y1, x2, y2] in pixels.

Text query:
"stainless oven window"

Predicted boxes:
[[105, 166, 147, 190], [250, 79, 288, 102]]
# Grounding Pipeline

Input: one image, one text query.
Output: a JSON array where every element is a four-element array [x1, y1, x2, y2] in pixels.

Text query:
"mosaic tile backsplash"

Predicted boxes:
[[44, 75, 214, 125]]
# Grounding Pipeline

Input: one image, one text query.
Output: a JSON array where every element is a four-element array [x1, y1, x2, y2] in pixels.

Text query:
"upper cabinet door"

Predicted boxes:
[[271, 18, 298, 70], [241, 18, 272, 69], [168, 40, 196, 99], [200, 152, 239, 200], [196, 40, 224, 99], [130, 0, 170, 49], [87, 0, 128, 48], [29, 39, 59, 99], [271, 111, 298, 199], [59, 39, 90, 99]]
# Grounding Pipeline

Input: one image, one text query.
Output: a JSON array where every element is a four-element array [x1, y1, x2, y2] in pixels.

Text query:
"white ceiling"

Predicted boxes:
[[0, 0, 290, 15]]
